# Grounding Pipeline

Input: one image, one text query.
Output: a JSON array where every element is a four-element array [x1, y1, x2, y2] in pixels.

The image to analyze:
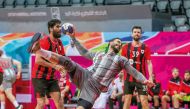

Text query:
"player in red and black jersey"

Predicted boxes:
[[32, 19, 65, 109], [161, 68, 181, 109], [173, 70, 190, 108], [178, 71, 190, 98], [121, 26, 153, 109], [59, 72, 72, 104]]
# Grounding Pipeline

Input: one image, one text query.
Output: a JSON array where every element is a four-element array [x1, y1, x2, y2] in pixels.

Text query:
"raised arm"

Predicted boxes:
[[66, 28, 96, 60], [71, 37, 95, 60]]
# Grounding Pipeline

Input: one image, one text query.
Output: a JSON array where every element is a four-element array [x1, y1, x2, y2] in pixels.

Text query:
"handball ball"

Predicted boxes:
[[61, 23, 74, 34]]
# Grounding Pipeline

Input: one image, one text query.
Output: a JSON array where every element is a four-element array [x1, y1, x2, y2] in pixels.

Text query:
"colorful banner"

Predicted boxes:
[[1, 32, 190, 64]]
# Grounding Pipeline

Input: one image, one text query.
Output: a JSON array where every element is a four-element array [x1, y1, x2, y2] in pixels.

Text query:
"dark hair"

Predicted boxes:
[[132, 26, 142, 33], [48, 19, 61, 33], [105, 38, 121, 53], [109, 37, 121, 42], [185, 70, 190, 74], [0, 50, 3, 57]]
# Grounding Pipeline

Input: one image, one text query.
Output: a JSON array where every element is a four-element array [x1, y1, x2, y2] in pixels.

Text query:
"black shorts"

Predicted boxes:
[[78, 98, 93, 109], [0, 73, 3, 85], [32, 78, 60, 98], [124, 81, 147, 95]]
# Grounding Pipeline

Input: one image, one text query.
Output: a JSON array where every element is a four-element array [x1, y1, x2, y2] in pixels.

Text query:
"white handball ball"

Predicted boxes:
[[61, 23, 74, 34]]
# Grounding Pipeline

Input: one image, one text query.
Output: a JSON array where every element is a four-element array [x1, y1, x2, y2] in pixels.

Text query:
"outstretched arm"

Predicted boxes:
[[71, 37, 95, 59], [124, 64, 147, 83], [120, 57, 153, 86], [66, 28, 95, 60]]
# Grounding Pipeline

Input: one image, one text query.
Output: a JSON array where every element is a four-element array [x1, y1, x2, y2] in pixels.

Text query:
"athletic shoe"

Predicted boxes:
[[16, 104, 23, 109], [27, 32, 41, 53]]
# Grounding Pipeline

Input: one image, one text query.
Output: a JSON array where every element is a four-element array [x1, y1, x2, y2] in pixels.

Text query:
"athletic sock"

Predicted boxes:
[[137, 102, 142, 109], [13, 100, 19, 108], [1, 102, 5, 109]]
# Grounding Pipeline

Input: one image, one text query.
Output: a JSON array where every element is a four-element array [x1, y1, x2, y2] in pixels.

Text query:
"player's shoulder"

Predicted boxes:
[[118, 55, 128, 61], [121, 43, 129, 50], [40, 35, 49, 42], [142, 43, 149, 47], [39, 36, 51, 48], [95, 51, 105, 56], [122, 42, 131, 46]]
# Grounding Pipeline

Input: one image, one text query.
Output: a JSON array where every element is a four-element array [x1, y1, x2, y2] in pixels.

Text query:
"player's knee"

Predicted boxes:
[[37, 98, 46, 107], [141, 98, 148, 104]]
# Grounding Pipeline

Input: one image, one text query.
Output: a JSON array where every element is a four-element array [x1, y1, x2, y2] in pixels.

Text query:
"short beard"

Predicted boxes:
[[111, 45, 120, 53], [133, 37, 140, 41], [53, 32, 61, 38]]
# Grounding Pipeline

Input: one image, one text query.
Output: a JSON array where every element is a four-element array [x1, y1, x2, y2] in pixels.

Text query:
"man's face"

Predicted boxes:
[[184, 72, 190, 81], [52, 23, 61, 38], [119, 72, 123, 79], [172, 69, 179, 78], [110, 39, 122, 53], [132, 28, 142, 41]]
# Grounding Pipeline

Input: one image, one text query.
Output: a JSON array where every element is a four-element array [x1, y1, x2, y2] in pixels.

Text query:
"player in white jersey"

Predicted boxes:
[[0, 50, 23, 109]]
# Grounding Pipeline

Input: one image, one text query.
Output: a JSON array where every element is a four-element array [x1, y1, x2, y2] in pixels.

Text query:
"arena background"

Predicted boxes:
[[0, 31, 190, 108], [0, 1, 190, 108]]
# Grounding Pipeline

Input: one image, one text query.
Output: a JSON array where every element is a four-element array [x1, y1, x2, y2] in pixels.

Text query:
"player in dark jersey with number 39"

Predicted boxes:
[[122, 26, 153, 109], [31, 19, 65, 109]]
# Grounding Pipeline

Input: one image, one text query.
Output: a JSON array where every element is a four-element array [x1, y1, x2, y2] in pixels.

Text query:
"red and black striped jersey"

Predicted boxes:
[[121, 43, 151, 82], [32, 36, 65, 80]]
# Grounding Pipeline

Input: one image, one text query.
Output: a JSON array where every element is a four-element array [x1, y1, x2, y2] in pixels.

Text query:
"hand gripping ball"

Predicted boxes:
[[61, 23, 74, 34]]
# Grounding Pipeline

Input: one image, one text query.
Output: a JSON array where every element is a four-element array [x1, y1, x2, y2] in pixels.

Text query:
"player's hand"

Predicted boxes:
[[66, 26, 76, 38], [61, 91, 66, 98], [54, 65, 65, 72], [16, 72, 21, 79], [111, 93, 116, 99], [143, 80, 155, 87], [54, 65, 67, 77], [148, 76, 153, 83]]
